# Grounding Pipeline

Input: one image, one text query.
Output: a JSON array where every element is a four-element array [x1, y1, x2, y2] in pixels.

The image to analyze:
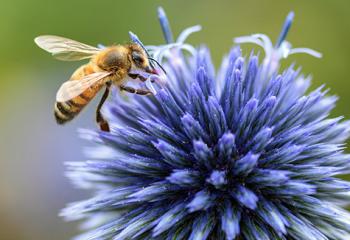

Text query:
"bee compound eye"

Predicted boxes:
[[132, 52, 143, 64]]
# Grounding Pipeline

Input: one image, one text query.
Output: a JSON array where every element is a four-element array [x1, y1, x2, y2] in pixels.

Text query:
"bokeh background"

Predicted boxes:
[[0, 0, 349, 239]]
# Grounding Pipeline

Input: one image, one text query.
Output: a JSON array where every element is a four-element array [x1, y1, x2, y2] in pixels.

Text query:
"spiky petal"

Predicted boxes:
[[62, 8, 350, 240]]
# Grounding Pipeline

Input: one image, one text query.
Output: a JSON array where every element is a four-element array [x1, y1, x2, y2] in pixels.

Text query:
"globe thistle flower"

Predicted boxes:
[[61, 7, 350, 240]]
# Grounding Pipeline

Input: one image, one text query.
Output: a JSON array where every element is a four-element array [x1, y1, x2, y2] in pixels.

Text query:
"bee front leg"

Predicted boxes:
[[128, 73, 154, 83], [120, 85, 152, 95], [96, 83, 111, 132]]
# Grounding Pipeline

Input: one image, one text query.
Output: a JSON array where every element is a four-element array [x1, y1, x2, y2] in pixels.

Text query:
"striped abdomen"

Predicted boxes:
[[54, 64, 103, 124]]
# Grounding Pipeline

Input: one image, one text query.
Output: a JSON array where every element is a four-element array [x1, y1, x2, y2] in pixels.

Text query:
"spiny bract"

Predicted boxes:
[[61, 7, 350, 240]]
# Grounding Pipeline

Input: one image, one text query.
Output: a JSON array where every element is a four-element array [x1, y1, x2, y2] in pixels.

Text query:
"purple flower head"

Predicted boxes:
[[61, 7, 350, 240]]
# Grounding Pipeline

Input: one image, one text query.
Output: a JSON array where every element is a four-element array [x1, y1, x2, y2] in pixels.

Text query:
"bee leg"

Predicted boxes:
[[128, 73, 154, 83], [96, 83, 111, 132], [120, 85, 152, 95]]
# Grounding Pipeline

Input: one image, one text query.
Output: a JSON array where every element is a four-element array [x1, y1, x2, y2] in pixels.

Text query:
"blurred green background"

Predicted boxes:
[[0, 0, 349, 239]]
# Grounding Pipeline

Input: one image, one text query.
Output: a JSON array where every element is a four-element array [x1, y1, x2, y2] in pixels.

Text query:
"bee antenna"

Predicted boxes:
[[129, 31, 151, 57], [129, 31, 158, 69], [128, 31, 167, 75], [149, 57, 167, 75]]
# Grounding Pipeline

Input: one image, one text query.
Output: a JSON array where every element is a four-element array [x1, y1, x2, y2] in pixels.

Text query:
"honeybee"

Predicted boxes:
[[35, 35, 160, 132]]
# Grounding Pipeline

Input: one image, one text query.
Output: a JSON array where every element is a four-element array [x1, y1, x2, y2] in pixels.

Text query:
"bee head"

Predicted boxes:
[[129, 44, 157, 74]]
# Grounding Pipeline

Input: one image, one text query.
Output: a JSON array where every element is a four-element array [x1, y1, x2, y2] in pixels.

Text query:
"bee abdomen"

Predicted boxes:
[[54, 99, 86, 124]]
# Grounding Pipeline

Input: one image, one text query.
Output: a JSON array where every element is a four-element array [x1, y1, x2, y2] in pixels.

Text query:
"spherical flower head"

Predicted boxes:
[[61, 7, 350, 240]]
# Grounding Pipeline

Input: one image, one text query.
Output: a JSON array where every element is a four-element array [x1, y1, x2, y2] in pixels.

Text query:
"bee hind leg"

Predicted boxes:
[[120, 85, 152, 95], [96, 83, 111, 132]]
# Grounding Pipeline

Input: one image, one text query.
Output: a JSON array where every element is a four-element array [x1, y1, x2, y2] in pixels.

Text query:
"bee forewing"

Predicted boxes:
[[56, 71, 111, 102], [34, 35, 101, 61]]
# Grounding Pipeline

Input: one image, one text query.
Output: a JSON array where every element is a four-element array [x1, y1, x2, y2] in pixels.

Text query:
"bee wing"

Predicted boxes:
[[35, 35, 101, 61], [56, 71, 112, 102]]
